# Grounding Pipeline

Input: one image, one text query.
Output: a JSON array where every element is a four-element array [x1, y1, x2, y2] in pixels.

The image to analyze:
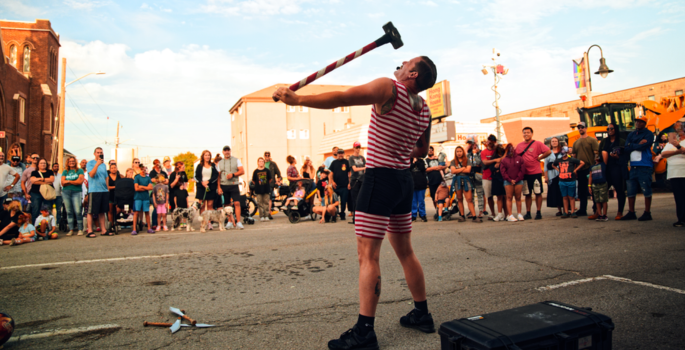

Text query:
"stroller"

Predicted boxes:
[[282, 180, 318, 224], [111, 178, 141, 234]]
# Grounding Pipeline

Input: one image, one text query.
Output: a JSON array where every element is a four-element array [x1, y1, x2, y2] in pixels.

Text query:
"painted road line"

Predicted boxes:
[[0, 254, 181, 270], [7, 324, 120, 343], [535, 277, 607, 292], [537, 275, 685, 295]]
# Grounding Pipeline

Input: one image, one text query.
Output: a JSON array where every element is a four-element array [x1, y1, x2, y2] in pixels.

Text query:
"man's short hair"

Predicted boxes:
[[415, 56, 437, 92], [94, 147, 103, 153], [522, 127, 534, 133], [429, 145, 434, 150], [332, 146, 338, 151]]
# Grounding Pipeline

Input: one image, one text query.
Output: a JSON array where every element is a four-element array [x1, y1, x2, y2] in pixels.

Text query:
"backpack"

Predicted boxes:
[[39, 171, 56, 201]]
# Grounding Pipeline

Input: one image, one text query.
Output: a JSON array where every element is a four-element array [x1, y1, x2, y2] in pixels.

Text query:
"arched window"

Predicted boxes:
[[9, 45, 17, 67], [23, 46, 30, 72]]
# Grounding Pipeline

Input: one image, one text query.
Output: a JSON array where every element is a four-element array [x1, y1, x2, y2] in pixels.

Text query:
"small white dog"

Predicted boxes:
[[199, 206, 233, 233]]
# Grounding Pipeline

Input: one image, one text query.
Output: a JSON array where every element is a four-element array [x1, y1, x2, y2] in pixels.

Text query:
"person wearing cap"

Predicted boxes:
[[621, 115, 655, 221], [324, 147, 339, 170], [7, 156, 26, 206], [661, 120, 685, 227], [571, 121, 599, 218], [348, 142, 367, 224], [264, 151, 281, 219], [599, 123, 627, 220], [217, 145, 245, 230], [0, 152, 21, 205], [34, 205, 57, 240], [329, 149, 351, 220]]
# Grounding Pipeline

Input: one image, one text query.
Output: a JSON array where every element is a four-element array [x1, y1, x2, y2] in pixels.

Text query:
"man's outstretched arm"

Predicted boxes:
[[272, 78, 394, 110]]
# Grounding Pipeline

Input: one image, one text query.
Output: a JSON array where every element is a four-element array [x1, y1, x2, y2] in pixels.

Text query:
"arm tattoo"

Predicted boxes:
[[374, 276, 381, 297], [380, 85, 396, 115]]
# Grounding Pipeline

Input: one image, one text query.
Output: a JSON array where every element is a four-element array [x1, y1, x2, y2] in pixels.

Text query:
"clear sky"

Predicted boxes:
[[2, 0, 684, 162]]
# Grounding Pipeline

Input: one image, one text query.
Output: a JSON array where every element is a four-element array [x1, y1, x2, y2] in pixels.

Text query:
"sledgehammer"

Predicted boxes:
[[273, 21, 403, 102]]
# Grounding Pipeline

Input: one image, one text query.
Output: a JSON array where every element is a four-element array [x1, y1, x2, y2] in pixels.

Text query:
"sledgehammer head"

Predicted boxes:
[[382, 22, 403, 49]]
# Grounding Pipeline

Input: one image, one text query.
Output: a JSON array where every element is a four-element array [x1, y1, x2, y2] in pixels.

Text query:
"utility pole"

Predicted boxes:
[[493, 70, 502, 142], [481, 49, 509, 143], [57, 57, 66, 169]]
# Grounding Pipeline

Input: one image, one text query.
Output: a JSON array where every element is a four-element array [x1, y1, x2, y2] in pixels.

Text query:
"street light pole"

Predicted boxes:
[[56, 69, 106, 168], [482, 49, 509, 142], [583, 44, 613, 107]]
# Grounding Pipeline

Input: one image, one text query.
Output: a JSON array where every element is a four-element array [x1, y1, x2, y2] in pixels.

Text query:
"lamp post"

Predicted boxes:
[[56, 65, 105, 168], [482, 48, 509, 142], [583, 44, 613, 107]]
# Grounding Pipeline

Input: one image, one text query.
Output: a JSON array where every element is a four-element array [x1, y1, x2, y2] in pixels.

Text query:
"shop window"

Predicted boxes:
[[676, 90, 683, 96], [19, 97, 26, 123], [286, 129, 297, 139], [333, 107, 349, 113], [23, 46, 30, 72], [648, 95, 655, 101], [298, 106, 308, 112], [299, 129, 309, 139], [287, 105, 296, 112], [9, 45, 17, 67]]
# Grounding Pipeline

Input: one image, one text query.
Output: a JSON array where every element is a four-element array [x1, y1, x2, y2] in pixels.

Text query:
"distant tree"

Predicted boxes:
[[174, 152, 198, 191]]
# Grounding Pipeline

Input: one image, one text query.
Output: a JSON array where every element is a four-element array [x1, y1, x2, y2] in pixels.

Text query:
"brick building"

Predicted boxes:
[[0, 19, 60, 159], [481, 77, 685, 144]]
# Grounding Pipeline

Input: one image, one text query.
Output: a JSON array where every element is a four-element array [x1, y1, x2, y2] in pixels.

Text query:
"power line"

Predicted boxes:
[[65, 119, 101, 145], [68, 67, 112, 120], [66, 96, 105, 140]]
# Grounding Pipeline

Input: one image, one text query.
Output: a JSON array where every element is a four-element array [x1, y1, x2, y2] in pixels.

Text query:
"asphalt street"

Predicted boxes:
[[1, 192, 684, 349]]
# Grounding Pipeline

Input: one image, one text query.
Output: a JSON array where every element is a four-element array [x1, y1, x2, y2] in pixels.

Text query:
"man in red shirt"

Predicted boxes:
[[480, 134, 498, 220], [515, 127, 551, 220]]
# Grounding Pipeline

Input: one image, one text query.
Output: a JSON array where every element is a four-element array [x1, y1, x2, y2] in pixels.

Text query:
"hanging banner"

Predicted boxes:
[[573, 57, 587, 95]]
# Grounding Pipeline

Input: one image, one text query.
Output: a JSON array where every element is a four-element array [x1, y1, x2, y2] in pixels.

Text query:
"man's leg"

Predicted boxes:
[[54, 196, 63, 230], [474, 183, 484, 214], [357, 236, 384, 317], [576, 168, 589, 214], [388, 233, 426, 303], [418, 189, 426, 218]]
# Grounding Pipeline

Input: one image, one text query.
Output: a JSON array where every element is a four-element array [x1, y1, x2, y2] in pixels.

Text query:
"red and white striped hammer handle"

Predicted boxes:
[[273, 21, 403, 102]]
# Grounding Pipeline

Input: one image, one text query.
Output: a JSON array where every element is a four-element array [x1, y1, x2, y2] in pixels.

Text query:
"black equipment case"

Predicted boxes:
[[438, 301, 614, 350]]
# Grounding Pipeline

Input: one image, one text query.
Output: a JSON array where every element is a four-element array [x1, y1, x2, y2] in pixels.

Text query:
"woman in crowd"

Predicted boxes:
[[107, 163, 121, 234], [500, 143, 525, 222], [316, 170, 330, 203], [313, 185, 339, 223], [0, 201, 24, 246], [301, 157, 315, 179], [286, 156, 304, 184], [29, 158, 55, 222], [61, 156, 84, 236], [251, 157, 272, 222], [132, 158, 142, 176], [169, 161, 189, 214], [195, 150, 218, 214], [490, 144, 507, 221], [544, 137, 564, 216], [450, 146, 480, 223], [661, 121, 685, 227]]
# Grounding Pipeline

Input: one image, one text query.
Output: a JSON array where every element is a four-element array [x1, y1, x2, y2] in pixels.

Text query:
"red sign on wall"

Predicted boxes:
[[0, 131, 5, 138]]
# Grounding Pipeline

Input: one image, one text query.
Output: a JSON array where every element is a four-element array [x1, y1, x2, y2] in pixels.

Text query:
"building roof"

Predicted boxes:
[[229, 84, 355, 114]]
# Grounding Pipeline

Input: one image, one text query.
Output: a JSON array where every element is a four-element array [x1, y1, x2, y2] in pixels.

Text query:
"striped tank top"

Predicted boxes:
[[366, 80, 431, 170]]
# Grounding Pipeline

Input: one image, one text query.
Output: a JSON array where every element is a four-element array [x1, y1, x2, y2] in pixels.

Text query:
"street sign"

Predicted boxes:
[[0, 131, 5, 138]]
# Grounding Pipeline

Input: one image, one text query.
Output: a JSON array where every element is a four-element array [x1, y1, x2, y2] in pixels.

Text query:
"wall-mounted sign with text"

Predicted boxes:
[[431, 121, 456, 143], [426, 80, 452, 119]]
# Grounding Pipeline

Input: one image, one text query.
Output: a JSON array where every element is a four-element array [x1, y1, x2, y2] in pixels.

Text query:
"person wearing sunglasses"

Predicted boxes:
[[570, 122, 599, 218], [598, 123, 627, 220], [20, 154, 40, 207]]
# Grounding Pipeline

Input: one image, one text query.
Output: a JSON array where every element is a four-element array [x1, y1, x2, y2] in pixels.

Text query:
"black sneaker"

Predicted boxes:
[[483, 211, 489, 216], [340, 212, 346, 220], [420, 215, 427, 222], [412, 216, 417, 222], [328, 325, 379, 350], [619, 211, 637, 221], [575, 211, 587, 217], [523, 212, 532, 220], [638, 212, 652, 221], [400, 309, 436, 333], [534, 212, 542, 220]]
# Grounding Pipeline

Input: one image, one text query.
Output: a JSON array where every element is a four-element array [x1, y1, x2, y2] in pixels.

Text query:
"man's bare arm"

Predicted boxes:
[[272, 78, 394, 110]]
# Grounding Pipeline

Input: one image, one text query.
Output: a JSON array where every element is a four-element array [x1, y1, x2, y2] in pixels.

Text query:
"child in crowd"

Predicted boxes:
[[589, 154, 609, 221], [174, 184, 189, 228], [435, 181, 450, 222], [284, 181, 305, 208], [553, 146, 584, 218], [133, 165, 154, 235], [152, 174, 169, 231], [18, 213, 36, 244], [35, 206, 57, 240]]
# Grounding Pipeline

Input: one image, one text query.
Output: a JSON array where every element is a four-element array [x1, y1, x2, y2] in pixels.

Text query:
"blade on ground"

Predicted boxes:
[[169, 307, 184, 316], [195, 324, 215, 328], [170, 319, 181, 334]]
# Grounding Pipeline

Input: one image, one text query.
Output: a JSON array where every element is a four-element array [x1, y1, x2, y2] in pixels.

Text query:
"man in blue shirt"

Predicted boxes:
[[620, 116, 654, 221], [324, 146, 339, 170], [85, 147, 109, 237]]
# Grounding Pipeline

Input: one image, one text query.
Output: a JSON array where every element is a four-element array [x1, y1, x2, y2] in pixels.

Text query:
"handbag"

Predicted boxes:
[[39, 171, 56, 200]]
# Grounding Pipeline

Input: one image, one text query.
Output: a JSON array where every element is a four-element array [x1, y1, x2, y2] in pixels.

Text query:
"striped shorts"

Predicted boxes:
[[354, 168, 413, 240]]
